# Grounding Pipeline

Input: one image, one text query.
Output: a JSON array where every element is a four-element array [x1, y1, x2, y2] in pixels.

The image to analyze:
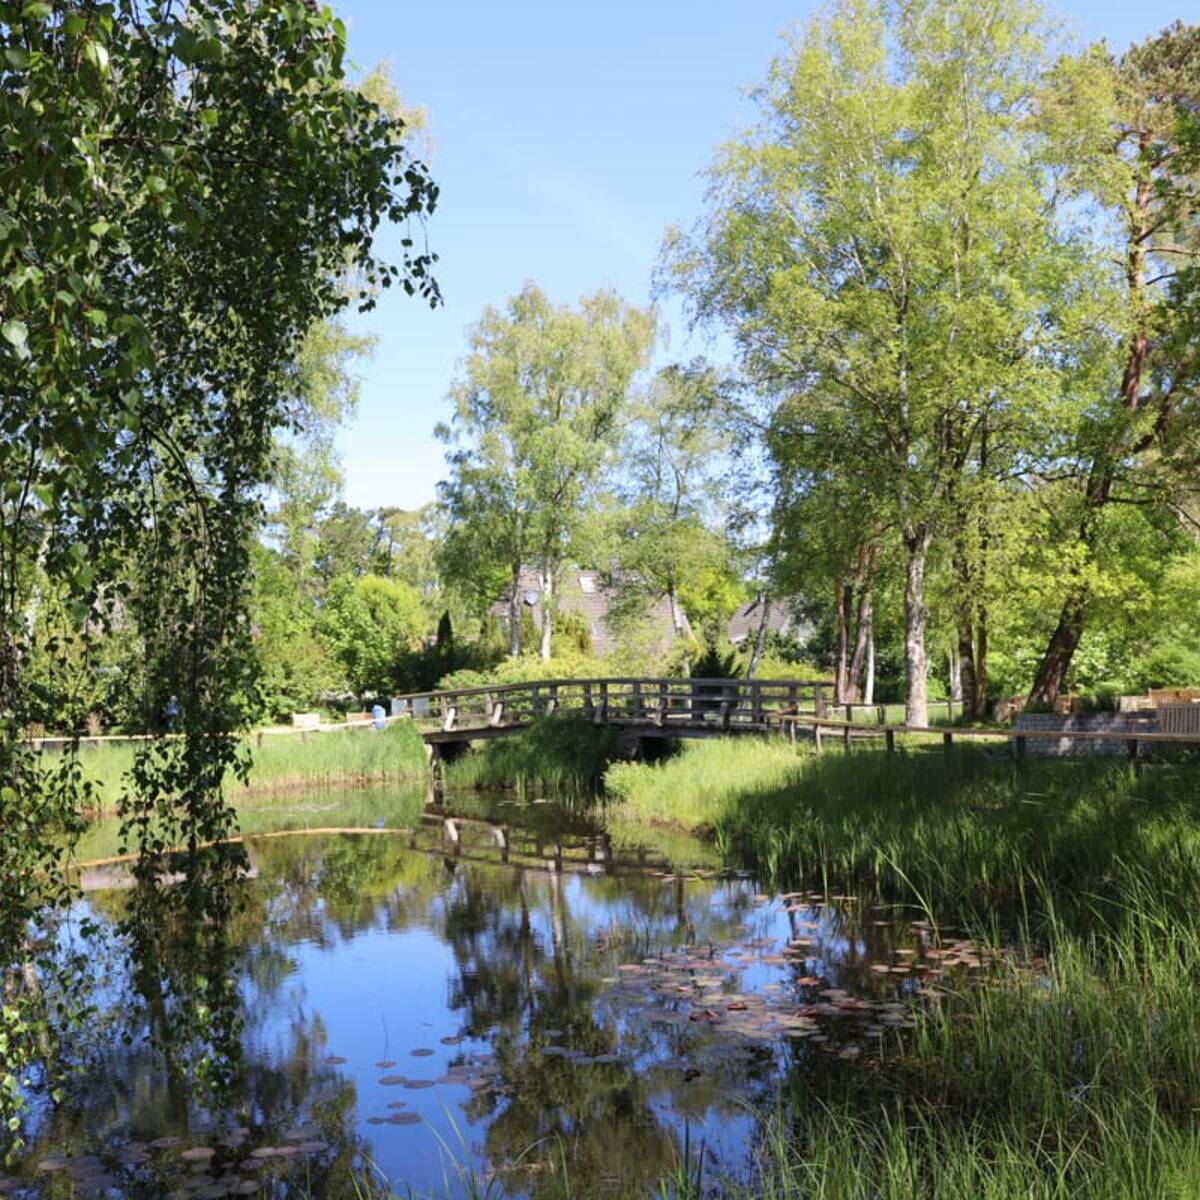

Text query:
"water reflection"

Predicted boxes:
[[4, 795, 955, 1198]]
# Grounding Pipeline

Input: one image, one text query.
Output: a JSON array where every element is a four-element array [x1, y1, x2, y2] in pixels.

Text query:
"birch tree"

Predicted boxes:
[[664, 0, 1067, 724], [437, 284, 655, 659]]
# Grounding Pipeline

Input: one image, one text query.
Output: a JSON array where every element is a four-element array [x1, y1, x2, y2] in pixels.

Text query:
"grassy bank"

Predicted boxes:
[[63, 719, 430, 812], [606, 741, 1200, 915], [599, 739, 1200, 1197], [605, 737, 805, 830], [440, 716, 620, 799]]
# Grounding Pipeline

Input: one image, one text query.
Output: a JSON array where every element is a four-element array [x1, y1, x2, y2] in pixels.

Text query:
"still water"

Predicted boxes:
[[3, 788, 973, 1198]]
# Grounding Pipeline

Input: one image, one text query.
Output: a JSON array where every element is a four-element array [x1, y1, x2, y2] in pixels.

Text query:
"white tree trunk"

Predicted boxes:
[[864, 617, 875, 705], [508, 565, 521, 657], [948, 649, 963, 703], [746, 591, 771, 680], [539, 568, 553, 661], [903, 536, 930, 727]]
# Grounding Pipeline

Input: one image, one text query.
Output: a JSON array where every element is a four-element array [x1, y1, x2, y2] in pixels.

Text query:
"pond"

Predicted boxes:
[[2, 787, 988, 1199]]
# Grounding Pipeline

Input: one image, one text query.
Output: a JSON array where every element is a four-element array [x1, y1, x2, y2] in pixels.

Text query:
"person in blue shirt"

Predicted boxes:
[[164, 695, 180, 732], [371, 703, 386, 731]]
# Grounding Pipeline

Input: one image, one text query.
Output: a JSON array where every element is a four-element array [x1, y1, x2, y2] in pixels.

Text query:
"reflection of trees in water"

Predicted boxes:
[[17, 840, 388, 1197], [433, 863, 778, 1195], [15, 831, 815, 1196]]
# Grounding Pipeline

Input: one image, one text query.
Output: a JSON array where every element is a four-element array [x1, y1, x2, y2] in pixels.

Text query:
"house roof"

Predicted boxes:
[[491, 569, 686, 657], [728, 596, 807, 645]]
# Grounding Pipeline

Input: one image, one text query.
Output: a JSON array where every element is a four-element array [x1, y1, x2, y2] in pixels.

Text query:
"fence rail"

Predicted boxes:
[[778, 714, 1200, 764]]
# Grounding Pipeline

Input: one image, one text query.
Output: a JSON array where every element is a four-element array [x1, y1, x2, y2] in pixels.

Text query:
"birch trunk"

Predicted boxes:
[[538, 567, 553, 661], [508, 564, 521, 657], [903, 533, 930, 727], [746, 592, 772, 681]]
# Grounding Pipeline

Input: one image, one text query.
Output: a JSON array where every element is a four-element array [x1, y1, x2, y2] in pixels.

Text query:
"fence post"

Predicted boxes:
[[531, 684, 541, 717], [814, 683, 827, 718], [596, 681, 608, 725], [886, 728, 896, 753], [631, 681, 643, 720], [1127, 738, 1141, 773], [721, 683, 734, 731], [844, 702, 853, 725], [751, 680, 764, 727], [583, 682, 593, 716], [943, 730, 953, 753], [659, 682, 669, 725], [842, 721, 852, 752]]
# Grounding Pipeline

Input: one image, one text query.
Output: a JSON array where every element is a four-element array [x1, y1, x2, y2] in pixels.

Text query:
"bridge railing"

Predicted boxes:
[[390, 677, 830, 734]]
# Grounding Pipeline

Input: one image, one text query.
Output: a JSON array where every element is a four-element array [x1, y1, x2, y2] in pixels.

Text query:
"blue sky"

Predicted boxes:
[[333, 0, 1189, 512]]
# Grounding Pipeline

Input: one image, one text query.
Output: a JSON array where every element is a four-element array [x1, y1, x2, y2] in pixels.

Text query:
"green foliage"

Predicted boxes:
[[0, 0, 437, 1149], [436, 651, 611, 693], [322, 573, 426, 698], [437, 283, 656, 657], [664, 0, 1069, 724]]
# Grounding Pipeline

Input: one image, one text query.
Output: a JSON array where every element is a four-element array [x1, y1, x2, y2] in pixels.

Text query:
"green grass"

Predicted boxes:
[[441, 717, 621, 799], [604, 736, 805, 830], [60, 719, 430, 813], [606, 740, 1200, 916], [597, 740, 1200, 1198]]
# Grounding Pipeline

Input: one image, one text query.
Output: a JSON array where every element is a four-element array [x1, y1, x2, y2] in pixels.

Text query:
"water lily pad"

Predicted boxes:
[[151, 1136, 185, 1150], [439, 1036, 464, 1045], [284, 1126, 321, 1142], [409, 1048, 435, 1057], [385, 1112, 422, 1125], [404, 1078, 436, 1089], [181, 1147, 216, 1163], [323, 1055, 347, 1065], [379, 1074, 408, 1086], [375, 1060, 397, 1068]]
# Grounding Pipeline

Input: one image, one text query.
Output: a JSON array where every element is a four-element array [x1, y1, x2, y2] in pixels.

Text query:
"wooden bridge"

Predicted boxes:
[[392, 676, 1200, 765], [391, 677, 828, 747]]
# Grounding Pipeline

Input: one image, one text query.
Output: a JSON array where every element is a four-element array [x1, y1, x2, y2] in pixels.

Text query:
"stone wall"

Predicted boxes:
[[1011, 712, 1149, 757]]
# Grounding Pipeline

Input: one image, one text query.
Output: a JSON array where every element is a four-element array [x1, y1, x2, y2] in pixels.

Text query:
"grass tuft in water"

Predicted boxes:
[[441, 717, 621, 800]]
